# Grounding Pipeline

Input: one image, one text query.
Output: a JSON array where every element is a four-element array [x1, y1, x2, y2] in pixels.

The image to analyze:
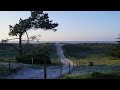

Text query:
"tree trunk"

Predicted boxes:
[[25, 31, 29, 46], [19, 34, 22, 57]]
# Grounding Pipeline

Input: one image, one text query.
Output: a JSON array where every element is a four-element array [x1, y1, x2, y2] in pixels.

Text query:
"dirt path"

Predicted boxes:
[[55, 43, 73, 65], [5, 43, 73, 79]]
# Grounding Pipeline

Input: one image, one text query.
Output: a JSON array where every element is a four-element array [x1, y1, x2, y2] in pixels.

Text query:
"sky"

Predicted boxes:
[[0, 11, 120, 41]]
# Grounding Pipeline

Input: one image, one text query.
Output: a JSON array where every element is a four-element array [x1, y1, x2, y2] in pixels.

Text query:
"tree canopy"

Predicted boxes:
[[9, 11, 58, 37], [8, 11, 59, 57], [111, 34, 120, 58]]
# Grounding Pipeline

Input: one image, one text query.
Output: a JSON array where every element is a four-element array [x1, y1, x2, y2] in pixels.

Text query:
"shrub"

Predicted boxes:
[[91, 72, 120, 79], [91, 72, 103, 78], [16, 53, 51, 64], [88, 61, 94, 66]]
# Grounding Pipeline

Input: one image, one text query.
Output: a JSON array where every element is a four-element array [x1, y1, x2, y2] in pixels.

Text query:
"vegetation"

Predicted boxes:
[[8, 11, 58, 60], [111, 35, 120, 58], [0, 44, 19, 58], [48, 44, 58, 58], [88, 61, 94, 66], [62, 43, 114, 59], [0, 43, 59, 64], [16, 43, 51, 64], [61, 43, 120, 79], [62, 43, 120, 66], [0, 65, 20, 79], [63, 71, 120, 79], [0, 66, 9, 78]]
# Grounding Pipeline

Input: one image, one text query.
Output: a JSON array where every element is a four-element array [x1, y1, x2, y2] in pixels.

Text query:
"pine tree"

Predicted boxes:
[[112, 34, 120, 58]]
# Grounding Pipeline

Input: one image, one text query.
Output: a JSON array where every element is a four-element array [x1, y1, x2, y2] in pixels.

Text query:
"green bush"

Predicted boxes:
[[16, 53, 51, 64], [91, 72, 120, 79], [88, 61, 94, 66]]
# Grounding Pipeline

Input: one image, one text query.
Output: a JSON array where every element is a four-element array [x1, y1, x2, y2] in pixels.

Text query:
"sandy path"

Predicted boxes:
[[55, 43, 74, 70]]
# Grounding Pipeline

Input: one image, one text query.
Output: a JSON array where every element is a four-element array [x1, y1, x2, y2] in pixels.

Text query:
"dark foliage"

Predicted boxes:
[[8, 11, 58, 57], [111, 35, 120, 58], [88, 61, 94, 66], [91, 72, 120, 79], [62, 43, 114, 59], [16, 53, 51, 64], [16, 44, 51, 64]]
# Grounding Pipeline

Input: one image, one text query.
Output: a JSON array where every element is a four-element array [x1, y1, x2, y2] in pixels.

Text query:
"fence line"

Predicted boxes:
[[3, 57, 80, 79]]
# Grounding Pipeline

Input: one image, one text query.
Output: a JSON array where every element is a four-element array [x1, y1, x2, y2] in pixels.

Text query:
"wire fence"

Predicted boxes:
[[0, 57, 80, 79]]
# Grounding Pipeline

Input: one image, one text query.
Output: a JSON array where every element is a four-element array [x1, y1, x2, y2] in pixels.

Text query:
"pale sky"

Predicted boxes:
[[0, 11, 120, 41]]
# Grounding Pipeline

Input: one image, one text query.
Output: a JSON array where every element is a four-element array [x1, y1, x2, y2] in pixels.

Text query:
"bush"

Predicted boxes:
[[88, 61, 94, 66], [91, 72, 120, 79], [16, 53, 51, 64]]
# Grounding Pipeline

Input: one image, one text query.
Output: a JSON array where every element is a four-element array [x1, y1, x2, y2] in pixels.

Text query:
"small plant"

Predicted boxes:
[[0, 58, 3, 62], [88, 61, 94, 66], [91, 72, 120, 79]]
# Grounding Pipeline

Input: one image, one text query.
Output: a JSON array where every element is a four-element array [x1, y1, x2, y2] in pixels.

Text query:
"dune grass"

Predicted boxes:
[[63, 71, 120, 79], [0, 66, 8, 76], [62, 43, 120, 66], [61, 43, 120, 79], [0, 65, 20, 79]]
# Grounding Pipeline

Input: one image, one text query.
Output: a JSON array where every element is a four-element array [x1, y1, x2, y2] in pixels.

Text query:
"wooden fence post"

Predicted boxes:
[[9, 58, 10, 71], [44, 57, 47, 79], [75, 60, 77, 68], [78, 60, 79, 67], [77, 59, 78, 66], [69, 63, 70, 74], [60, 62, 62, 77], [32, 58, 33, 64], [73, 61, 74, 69], [54, 58, 55, 64]]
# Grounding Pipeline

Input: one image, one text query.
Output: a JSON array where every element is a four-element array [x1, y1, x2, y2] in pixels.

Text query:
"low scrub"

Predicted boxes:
[[88, 61, 94, 66], [63, 71, 120, 79], [16, 53, 51, 64], [91, 72, 120, 79]]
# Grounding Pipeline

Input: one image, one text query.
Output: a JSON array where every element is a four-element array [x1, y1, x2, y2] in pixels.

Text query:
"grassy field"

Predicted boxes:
[[62, 43, 120, 66], [61, 43, 120, 79], [63, 71, 120, 79], [0, 64, 22, 79], [0, 44, 19, 58], [0, 65, 9, 78]]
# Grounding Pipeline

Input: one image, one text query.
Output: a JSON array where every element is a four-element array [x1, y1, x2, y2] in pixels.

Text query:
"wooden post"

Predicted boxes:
[[69, 63, 70, 74], [79, 60, 80, 66], [78, 60, 79, 66], [44, 57, 47, 79], [9, 58, 10, 71], [32, 58, 33, 64], [77, 60, 78, 68], [78, 60, 79, 67], [75, 60, 77, 68], [76, 60, 77, 68], [60, 62, 62, 77], [77, 60, 78, 67], [54, 58, 55, 64], [73, 61, 74, 69]]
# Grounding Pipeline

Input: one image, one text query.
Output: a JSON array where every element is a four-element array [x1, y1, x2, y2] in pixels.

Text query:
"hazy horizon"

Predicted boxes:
[[0, 11, 120, 41], [7, 41, 117, 44]]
